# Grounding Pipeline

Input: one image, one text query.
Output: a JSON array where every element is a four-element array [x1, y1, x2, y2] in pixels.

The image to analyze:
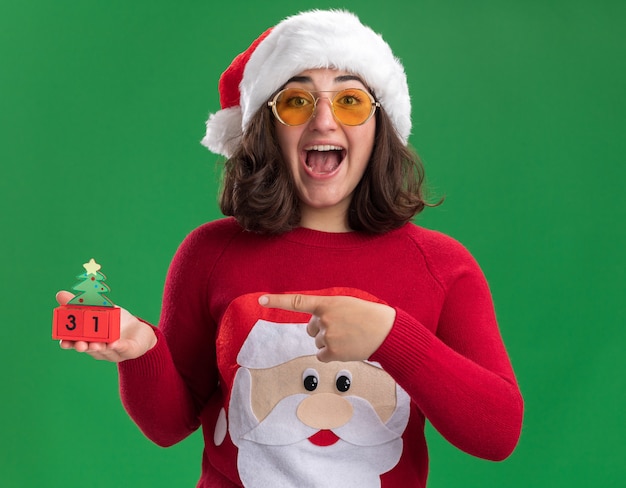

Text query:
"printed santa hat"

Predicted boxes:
[[216, 292, 313, 397], [201, 9, 411, 157], [216, 290, 385, 401]]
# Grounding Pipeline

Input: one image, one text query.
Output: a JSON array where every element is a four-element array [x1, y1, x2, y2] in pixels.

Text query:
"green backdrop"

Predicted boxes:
[[2, 0, 624, 486]]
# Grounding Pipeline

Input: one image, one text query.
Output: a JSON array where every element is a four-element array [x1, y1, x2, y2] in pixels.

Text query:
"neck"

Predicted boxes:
[[299, 205, 351, 233]]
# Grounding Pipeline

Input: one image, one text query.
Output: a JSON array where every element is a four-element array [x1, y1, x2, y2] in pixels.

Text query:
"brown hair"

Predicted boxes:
[[219, 104, 439, 234]]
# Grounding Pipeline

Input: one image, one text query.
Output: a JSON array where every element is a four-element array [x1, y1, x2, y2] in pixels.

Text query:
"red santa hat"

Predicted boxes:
[[216, 289, 386, 402], [216, 292, 312, 396], [201, 9, 411, 157]]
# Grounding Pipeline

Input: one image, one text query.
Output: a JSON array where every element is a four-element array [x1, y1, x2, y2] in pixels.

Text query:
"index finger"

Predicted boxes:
[[258, 293, 321, 314]]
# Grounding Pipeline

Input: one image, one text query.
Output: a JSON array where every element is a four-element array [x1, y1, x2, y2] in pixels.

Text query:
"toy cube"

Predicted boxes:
[[53, 305, 121, 343]]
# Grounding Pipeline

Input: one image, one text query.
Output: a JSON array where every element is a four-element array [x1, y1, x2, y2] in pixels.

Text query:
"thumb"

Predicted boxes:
[[258, 293, 320, 314], [55, 290, 75, 306]]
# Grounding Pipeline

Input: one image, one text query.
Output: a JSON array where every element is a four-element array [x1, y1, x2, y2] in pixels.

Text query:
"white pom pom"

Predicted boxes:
[[201, 106, 243, 158]]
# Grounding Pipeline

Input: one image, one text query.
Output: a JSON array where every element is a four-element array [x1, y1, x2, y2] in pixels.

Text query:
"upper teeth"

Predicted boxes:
[[306, 145, 342, 151]]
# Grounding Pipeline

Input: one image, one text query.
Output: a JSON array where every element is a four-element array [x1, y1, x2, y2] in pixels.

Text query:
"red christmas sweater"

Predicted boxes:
[[118, 217, 523, 487]]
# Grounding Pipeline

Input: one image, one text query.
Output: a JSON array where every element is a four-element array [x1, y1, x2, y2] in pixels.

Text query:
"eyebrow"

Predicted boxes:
[[285, 74, 366, 85]]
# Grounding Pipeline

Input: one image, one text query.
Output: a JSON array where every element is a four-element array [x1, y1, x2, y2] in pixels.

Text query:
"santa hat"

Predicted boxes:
[[216, 290, 386, 400], [201, 9, 411, 157]]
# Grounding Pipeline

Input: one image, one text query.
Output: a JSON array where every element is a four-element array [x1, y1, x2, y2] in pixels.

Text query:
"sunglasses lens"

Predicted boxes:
[[271, 88, 376, 126], [332, 88, 375, 125], [274, 89, 316, 125]]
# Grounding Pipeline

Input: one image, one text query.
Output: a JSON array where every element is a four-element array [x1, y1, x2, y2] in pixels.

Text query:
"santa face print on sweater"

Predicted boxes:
[[214, 289, 411, 487]]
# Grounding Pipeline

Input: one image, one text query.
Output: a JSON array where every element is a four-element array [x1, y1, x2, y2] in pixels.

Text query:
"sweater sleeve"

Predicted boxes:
[[118, 326, 201, 446], [118, 220, 237, 447], [370, 235, 523, 461]]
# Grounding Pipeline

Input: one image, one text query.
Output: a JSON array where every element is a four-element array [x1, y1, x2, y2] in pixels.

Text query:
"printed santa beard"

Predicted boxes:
[[226, 363, 410, 487]]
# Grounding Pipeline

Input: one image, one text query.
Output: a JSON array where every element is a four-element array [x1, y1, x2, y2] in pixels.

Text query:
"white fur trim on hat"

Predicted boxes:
[[237, 319, 317, 369], [202, 9, 411, 157], [236, 318, 385, 370]]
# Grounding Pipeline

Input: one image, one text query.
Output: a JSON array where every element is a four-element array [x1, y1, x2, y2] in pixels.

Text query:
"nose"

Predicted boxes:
[[297, 392, 353, 429], [308, 96, 338, 132]]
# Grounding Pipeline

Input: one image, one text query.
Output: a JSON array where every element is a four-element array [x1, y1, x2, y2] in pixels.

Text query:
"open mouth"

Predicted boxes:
[[304, 145, 345, 175]]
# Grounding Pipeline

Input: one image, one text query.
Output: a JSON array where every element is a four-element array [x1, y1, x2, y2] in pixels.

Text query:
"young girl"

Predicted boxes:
[[58, 9, 523, 487]]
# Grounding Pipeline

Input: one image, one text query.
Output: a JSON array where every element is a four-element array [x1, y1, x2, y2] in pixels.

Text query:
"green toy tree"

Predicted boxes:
[[67, 258, 114, 307]]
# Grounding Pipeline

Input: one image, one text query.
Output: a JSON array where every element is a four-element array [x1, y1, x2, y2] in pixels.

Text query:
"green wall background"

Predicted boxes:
[[2, 0, 624, 486]]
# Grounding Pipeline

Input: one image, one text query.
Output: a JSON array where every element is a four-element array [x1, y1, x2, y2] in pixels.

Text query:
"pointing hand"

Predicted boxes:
[[259, 293, 395, 362]]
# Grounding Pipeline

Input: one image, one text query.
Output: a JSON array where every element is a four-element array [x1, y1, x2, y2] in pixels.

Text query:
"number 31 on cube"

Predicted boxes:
[[52, 259, 120, 343]]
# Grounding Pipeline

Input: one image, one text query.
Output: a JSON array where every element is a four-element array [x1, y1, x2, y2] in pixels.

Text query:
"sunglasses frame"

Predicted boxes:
[[268, 87, 380, 127]]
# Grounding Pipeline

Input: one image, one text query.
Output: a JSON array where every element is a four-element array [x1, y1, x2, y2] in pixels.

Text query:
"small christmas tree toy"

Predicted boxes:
[[53, 259, 121, 342]]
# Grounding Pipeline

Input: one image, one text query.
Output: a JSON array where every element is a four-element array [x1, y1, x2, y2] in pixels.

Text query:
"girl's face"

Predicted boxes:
[[274, 68, 376, 232]]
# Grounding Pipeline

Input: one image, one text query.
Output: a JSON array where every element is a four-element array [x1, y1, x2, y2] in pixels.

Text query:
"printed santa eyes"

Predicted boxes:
[[303, 368, 319, 391], [336, 370, 352, 392], [302, 368, 352, 393]]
